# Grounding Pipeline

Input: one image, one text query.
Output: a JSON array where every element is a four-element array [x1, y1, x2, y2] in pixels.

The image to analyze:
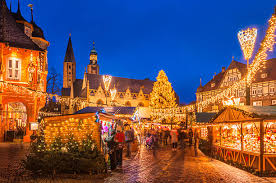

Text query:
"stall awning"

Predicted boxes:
[[211, 106, 276, 123], [196, 112, 217, 123], [75, 107, 136, 115]]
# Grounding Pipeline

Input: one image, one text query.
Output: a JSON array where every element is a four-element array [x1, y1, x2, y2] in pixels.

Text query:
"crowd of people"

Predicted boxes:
[[104, 122, 201, 171], [104, 124, 135, 170], [140, 127, 200, 154]]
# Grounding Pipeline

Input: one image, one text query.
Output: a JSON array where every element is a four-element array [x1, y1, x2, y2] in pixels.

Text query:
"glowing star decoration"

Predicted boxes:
[[197, 9, 276, 111], [238, 28, 258, 61], [222, 96, 240, 106], [110, 87, 117, 101], [102, 75, 112, 91]]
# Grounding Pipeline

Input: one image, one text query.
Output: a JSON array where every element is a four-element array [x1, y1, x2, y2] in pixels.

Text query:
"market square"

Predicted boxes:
[[1, 0, 276, 182]]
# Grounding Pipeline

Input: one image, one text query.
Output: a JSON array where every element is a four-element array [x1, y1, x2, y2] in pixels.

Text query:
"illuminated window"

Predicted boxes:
[[257, 87, 263, 95], [253, 101, 262, 106], [261, 73, 267, 78], [7, 58, 21, 80], [211, 83, 215, 87], [252, 88, 257, 95]]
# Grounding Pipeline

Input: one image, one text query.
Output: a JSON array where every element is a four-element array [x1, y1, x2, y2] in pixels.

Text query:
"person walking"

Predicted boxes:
[[170, 128, 178, 151], [194, 129, 199, 157], [188, 128, 193, 146], [105, 130, 117, 170], [125, 126, 134, 157], [114, 127, 125, 167]]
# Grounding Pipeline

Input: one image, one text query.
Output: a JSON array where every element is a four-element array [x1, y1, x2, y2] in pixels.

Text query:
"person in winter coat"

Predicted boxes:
[[125, 126, 134, 157], [170, 129, 178, 151], [114, 128, 125, 167], [105, 130, 117, 170]]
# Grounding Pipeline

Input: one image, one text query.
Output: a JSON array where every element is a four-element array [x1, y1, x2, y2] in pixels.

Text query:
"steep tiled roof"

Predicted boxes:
[[32, 22, 45, 39], [0, 0, 42, 50], [253, 58, 276, 83], [198, 60, 247, 92], [196, 112, 217, 123], [86, 74, 154, 94], [64, 36, 76, 62], [197, 58, 276, 93], [199, 72, 225, 92], [227, 60, 247, 75]]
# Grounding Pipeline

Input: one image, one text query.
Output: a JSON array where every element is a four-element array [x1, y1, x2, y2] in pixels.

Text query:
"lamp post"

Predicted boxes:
[[238, 28, 257, 105]]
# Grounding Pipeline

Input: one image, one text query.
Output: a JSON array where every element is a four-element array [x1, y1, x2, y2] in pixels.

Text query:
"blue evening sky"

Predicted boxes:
[[10, 0, 276, 103]]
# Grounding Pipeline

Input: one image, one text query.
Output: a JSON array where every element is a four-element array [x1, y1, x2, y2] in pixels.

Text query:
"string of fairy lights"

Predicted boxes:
[[0, 9, 275, 115], [197, 12, 276, 110]]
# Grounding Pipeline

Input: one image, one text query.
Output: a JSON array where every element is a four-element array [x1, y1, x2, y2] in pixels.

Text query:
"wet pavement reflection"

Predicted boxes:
[[104, 145, 276, 183]]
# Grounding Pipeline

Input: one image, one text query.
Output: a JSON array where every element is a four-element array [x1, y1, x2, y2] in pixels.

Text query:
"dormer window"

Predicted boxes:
[[261, 73, 267, 78], [7, 58, 21, 80], [211, 83, 215, 87], [24, 26, 32, 37]]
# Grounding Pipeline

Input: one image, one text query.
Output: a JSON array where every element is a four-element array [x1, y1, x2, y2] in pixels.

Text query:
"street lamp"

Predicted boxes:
[[238, 28, 257, 105]]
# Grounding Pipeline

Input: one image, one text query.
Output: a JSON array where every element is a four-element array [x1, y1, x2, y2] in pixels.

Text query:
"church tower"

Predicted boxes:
[[63, 35, 76, 88], [87, 41, 99, 75]]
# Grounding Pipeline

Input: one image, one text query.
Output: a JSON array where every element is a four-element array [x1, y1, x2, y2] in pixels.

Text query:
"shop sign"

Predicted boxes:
[[30, 122, 39, 130]]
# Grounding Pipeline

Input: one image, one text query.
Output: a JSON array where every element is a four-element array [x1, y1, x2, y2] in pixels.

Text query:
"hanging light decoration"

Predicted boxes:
[[110, 87, 117, 101], [102, 75, 112, 91], [197, 11, 276, 110], [238, 28, 257, 61]]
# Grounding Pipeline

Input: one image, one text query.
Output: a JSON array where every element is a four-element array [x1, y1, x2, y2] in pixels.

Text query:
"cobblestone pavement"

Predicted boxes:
[[104, 145, 276, 183], [0, 143, 276, 183], [0, 143, 30, 182]]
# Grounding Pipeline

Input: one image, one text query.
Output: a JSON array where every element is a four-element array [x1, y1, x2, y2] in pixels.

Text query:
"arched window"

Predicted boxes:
[[125, 101, 131, 107], [97, 99, 104, 106], [138, 102, 144, 107]]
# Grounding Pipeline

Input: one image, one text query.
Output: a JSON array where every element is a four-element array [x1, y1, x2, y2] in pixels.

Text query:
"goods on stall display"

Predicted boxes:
[[264, 122, 276, 154], [243, 123, 260, 152], [221, 125, 241, 150], [200, 127, 208, 140]]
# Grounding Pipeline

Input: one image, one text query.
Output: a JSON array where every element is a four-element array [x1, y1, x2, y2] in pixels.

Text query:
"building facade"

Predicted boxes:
[[196, 58, 276, 112], [0, 0, 49, 142], [60, 36, 158, 114]]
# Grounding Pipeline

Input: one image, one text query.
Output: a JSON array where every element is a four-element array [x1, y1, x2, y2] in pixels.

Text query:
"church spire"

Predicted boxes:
[[17, 0, 20, 14], [64, 34, 76, 63]]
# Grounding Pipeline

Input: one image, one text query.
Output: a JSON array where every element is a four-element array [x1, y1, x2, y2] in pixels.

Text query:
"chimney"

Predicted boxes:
[[213, 72, 216, 79], [275, 6, 276, 14], [222, 67, 226, 72]]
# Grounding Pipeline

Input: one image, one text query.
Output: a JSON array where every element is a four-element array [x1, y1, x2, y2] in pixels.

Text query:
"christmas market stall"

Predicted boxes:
[[194, 112, 216, 140], [42, 112, 104, 150], [210, 106, 276, 173]]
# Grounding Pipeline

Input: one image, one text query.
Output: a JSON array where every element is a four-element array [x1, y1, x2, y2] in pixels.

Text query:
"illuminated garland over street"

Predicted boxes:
[[198, 12, 276, 110]]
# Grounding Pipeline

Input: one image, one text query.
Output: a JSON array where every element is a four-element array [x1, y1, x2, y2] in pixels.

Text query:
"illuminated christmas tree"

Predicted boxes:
[[150, 70, 176, 109]]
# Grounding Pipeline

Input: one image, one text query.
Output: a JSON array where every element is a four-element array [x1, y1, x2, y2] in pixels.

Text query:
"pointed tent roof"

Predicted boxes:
[[0, 0, 41, 50], [64, 35, 76, 62]]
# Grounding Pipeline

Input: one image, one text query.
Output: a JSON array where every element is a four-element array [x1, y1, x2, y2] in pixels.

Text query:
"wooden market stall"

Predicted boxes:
[[42, 110, 116, 150], [210, 106, 276, 172]]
